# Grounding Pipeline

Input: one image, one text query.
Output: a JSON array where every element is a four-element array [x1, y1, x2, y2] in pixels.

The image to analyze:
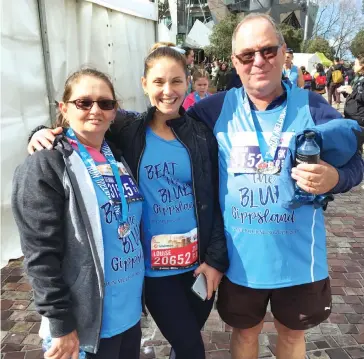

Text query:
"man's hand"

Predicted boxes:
[[291, 159, 339, 194], [44, 330, 79, 359], [194, 262, 223, 300], [27, 127, 63, 154]]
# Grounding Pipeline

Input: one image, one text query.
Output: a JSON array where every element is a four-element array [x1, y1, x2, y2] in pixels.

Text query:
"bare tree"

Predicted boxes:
[[311, 0, 364, 58], [311, 0, 341, 39]]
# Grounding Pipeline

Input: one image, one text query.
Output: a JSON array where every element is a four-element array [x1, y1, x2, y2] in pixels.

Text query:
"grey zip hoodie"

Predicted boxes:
[[12, 137, 117, 353]]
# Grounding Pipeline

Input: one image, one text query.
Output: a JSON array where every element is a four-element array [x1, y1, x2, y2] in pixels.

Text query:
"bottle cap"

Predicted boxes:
[[304, 131, 316, 139]]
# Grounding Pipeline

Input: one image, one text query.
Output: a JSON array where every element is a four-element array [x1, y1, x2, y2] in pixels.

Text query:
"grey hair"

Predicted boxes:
[[232, 13, 285, 53]]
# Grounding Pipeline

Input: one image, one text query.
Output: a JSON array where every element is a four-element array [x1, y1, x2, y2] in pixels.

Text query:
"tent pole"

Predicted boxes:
[[36, 0, 57, 125]]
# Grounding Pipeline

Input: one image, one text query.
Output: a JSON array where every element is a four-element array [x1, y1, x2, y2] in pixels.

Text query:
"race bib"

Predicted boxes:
[[228, 132, 293, 175], [98, 163, 143, 203], [151, 228, 198, 269]]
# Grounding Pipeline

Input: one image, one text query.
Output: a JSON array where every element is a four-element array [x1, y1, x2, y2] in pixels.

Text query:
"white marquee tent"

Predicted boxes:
[[292, 52, 321, 74], [1, 0, 157, 267]]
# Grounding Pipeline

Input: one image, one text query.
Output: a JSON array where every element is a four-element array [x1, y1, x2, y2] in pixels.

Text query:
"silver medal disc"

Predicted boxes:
[[118, 223, 131, 238]]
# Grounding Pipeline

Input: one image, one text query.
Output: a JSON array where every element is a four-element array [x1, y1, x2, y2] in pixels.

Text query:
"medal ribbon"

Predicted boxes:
[[242, 82, 290, 162], [66, 128, 128, 232]]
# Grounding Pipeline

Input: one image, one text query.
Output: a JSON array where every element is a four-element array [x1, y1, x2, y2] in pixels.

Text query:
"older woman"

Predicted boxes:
[[12, 68, 144, 359]]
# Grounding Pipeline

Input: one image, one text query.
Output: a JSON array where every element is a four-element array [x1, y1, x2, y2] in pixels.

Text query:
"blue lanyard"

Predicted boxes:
[[66, 128, 130, 237], [243, 82, 290, 162], [194, 92, 209, 103]]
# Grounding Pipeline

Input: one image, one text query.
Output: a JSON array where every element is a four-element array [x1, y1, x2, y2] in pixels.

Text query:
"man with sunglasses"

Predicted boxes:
[[282, 48, 304, 88], [187, 13, 363, 359]]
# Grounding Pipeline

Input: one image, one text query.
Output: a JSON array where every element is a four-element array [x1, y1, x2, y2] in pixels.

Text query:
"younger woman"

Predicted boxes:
[[28, 47, 228, 359], [13, 69, 144, 359], [183, 69, 211, 110]]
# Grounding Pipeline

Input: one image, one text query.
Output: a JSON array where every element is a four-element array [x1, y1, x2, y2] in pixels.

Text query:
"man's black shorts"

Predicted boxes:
[[217, 276, 331, 330]]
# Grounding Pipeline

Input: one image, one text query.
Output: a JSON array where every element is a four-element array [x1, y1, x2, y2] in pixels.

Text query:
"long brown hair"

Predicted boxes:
[[56, 68, 117, 127]]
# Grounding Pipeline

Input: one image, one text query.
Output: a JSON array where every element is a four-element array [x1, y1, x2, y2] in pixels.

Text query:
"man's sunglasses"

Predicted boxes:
[[67, 99, 117, 111], [234, 45, 281, 65]]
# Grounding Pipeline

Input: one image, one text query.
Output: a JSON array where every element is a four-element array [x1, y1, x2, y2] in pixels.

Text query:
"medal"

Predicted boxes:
[[256, 160, 281, 174], [243, 82, 290, 173], [66, 128, 130, 240], [118, 223, 131, 238]]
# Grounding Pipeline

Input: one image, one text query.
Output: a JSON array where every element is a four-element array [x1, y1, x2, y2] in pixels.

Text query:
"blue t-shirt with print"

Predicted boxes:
[[74, 145, 145, 338], [213, 87, 327, 288], [139, 127, 199, 277]]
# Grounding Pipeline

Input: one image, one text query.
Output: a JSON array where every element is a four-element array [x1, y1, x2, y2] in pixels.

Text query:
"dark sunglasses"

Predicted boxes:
[[234, 45, 281, 65], [67, 99, 117, 111]]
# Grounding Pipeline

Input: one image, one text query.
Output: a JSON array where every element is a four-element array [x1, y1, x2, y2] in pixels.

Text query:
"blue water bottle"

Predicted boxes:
[[294, 131, 320, 203], [42, 336, 86, 359]]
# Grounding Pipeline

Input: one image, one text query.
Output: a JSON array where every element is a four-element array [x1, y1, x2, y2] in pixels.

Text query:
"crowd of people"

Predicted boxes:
[[185, 48, 363, 127], [11, 12, 364, 359], [282, 52, 363, 124]]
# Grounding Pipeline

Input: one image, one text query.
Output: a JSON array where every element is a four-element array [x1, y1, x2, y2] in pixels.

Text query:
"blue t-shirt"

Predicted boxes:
[[283, 65, 299, 86], [213, 87, 328, 288], [71, 142, 145, 338], [139, 127, 199, 277]]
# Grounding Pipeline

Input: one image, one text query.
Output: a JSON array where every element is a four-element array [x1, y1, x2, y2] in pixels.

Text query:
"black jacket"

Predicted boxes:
[[344, 75, 364, 127], [214, 70, 230, 90], [106, 107, 229, 273]]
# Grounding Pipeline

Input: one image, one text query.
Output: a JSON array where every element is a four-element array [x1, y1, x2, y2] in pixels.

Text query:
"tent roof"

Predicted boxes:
[[315, 52, 333, 67]]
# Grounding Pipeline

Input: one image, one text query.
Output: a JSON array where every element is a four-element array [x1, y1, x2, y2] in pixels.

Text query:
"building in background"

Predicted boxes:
[[186, 0, 213, 31], [215, 0, 318, 38], [158, 0, 318, 52]]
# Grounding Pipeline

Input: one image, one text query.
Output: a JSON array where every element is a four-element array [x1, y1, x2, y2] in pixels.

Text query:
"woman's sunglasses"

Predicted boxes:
[[234, 45, 281, 65], [67, 99, 117, 111]]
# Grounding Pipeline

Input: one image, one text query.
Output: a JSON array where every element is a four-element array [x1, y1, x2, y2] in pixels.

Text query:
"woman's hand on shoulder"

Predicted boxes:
[[28, 127, 63, 154], [44, 330, 79, 359], [194, 262, 223, 300]]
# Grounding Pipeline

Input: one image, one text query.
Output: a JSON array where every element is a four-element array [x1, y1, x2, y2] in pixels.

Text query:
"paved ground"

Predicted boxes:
[[1, 101, 363, 359], [2, 184, 364, 359]]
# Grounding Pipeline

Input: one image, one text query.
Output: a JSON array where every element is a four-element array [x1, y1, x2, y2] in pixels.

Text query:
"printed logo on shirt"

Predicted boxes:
[[143, 161, 194, 217], [95, 162, 143, 263], [223, 131, 297, 228]]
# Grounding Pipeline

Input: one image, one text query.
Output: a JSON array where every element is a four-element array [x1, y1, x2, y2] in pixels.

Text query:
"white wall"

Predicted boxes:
[[0, 0, 156, 267]]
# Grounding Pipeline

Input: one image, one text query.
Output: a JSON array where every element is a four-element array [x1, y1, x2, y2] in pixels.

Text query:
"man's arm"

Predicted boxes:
[[27, 110, 139, 154], [186, 91, 227, 130]]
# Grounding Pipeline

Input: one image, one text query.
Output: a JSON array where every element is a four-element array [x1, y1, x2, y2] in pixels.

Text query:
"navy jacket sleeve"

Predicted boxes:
[[186, 91, 227, 129], [309, 91, 364, 193], [104, 110, 139, 151]]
